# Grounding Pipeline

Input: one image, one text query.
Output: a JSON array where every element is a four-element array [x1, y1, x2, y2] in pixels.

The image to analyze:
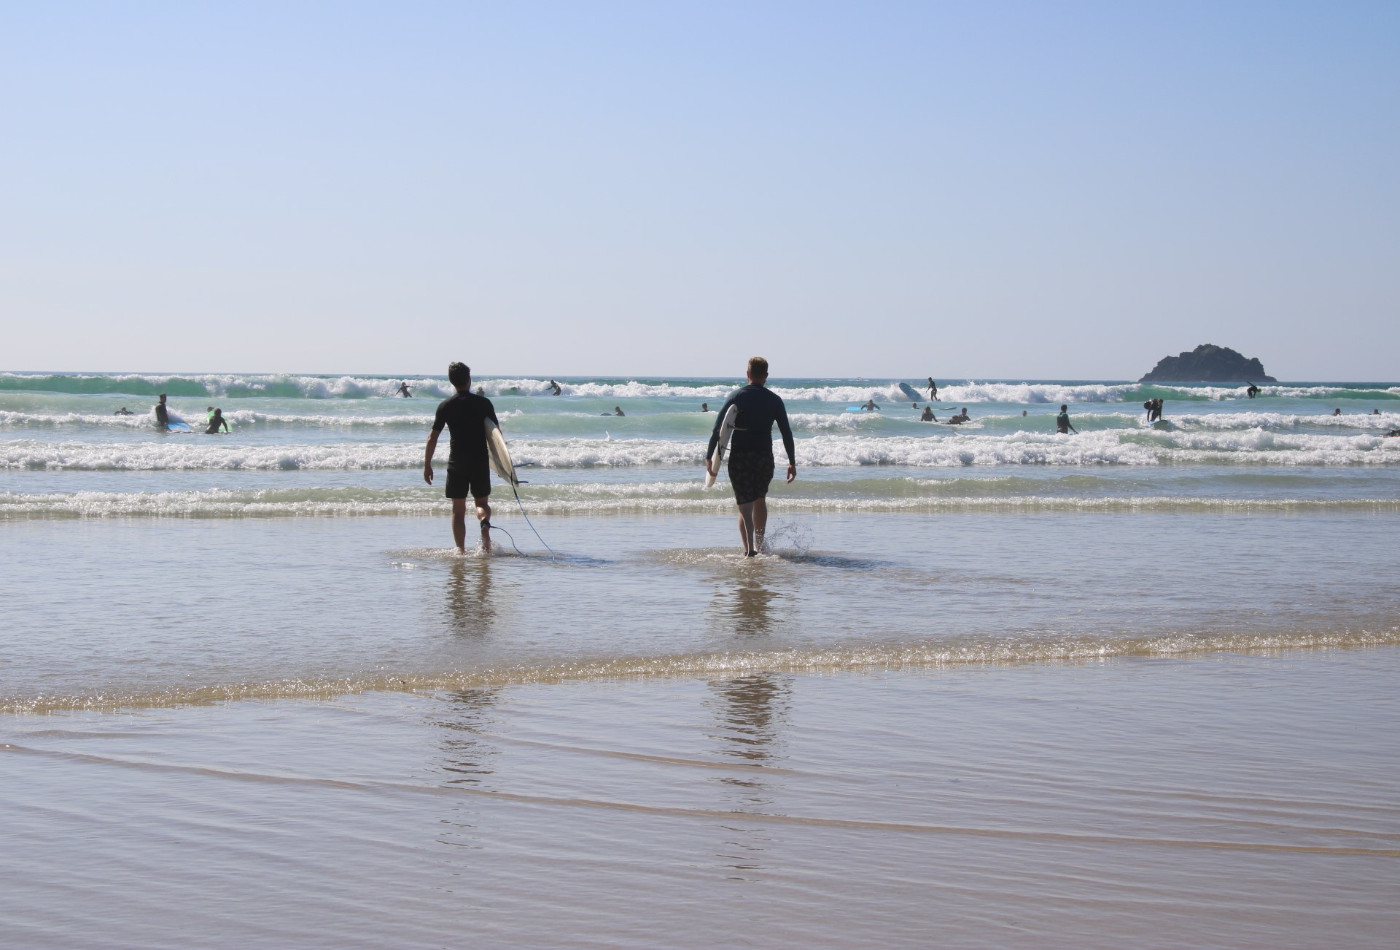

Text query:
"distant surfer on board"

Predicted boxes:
[[705, 357, 797, 557], [423, 362, 499, 553], [396, 381, 413, 398]]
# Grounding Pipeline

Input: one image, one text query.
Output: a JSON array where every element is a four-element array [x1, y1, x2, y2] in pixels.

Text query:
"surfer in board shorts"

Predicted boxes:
[[424, 362, 500, 553], [705, 357, 797, 557]]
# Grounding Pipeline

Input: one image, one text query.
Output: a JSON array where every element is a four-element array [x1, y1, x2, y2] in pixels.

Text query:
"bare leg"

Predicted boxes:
[[736, 501, 756, 555], [451, 498, 468, 552], [752, 496, 768, 553], [476, 497, 492, 553]]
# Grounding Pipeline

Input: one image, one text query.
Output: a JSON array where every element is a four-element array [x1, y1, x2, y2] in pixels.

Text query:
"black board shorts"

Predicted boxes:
[[445, 461, 491, 500], [727, 449, 775, 506]]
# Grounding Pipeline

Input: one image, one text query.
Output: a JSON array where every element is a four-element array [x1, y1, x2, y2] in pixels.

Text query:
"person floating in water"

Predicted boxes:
[[706, 356, 797, 557], [861, 399, 881, 412], [927, 378, 938, 400], [701, 402, 710, 412], [423, 362, 499, 554], [154, 393, 170, 429], [396, 381, 413, 398], [613, 406, 625, 416], [1333, 408, 1342, 416], [1056, 404, 1078, 434], [205, 408, 230, 434], [920, 405, 935, 422], [947, 408, 971, 425], [1246, 383, 1260, 398], [114, 406, 132, 416]]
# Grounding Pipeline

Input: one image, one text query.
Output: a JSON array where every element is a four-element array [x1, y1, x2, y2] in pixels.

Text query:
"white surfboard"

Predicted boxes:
[[485, 418, 519, 487], [704, 404, 739, 488]]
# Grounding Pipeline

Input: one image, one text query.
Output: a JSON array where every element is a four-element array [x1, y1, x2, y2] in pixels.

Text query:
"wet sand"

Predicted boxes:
[[4, 648, 1398, 949]]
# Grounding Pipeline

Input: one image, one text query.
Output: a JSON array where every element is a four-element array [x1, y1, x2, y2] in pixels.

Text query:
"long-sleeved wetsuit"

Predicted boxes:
[[706, 383, 796, 466]]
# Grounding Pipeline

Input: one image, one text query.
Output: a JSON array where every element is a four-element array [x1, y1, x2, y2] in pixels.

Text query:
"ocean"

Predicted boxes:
[[3, 371, 1399, 948]]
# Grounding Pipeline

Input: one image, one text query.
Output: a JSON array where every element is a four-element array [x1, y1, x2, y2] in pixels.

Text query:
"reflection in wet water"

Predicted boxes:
[[706, 565, 788, 638], [706, 673, 792, 877], [433, 687, 502, 851], [444, 559, 497, 637], [437, 687, 501, 786]]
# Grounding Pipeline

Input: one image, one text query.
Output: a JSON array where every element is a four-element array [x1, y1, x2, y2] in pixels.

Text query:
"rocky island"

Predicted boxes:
[[1139, 344, 1275, 383]]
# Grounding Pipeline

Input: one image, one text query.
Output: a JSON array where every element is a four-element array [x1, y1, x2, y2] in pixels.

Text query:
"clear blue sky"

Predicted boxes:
[[2, 1, 1396, 379]]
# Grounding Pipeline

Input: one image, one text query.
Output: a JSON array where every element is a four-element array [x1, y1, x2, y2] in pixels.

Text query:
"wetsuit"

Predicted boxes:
[[707, 384, 796, 505], [206, 413, 229, 434], [1056, 411, 1074, 434], [155, 402, 169, 428], [431, 391, 500, 499]]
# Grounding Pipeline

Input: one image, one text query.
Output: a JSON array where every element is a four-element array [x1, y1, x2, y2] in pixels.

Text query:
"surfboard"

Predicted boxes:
[[166, 420, 192, 432], [485, 418, 519, 487], [898, 382, 921, 400], [704, 404, 739, 488]]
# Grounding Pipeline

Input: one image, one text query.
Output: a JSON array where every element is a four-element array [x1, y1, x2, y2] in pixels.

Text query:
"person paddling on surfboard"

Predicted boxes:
[[423, 362, 500, 554], [705, 356, 796, 557]]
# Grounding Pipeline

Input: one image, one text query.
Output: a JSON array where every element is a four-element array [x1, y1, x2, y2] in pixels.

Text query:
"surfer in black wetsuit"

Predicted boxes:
[[705, 357, 797, 557], [1056, 405, 1077, 434], [396, 381, 412, 398], [423, 362, 500, 553], [205, 408, 229, 434], [154, 394, 169, 429], [920, 405, 935, 422], [928, 378, 938, 400], [1246, 383, 1260, 398]]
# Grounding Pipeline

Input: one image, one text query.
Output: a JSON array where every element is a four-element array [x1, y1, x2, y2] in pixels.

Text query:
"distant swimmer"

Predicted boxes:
[[423, 362, 500, 554], [861, 399, 881, 412], [154, 393, 170, 429], [947, 408, 971, 425], [1056, 404, 1078, 434], [706, 356, 797, 557], [206, 406, 215, 424], [701, 402, 710, 412], [928, 378, 938, 400], [1022, 410, 1027, 417], [205, 408, 230, 434], [920, 405, 935, 422], [1246, 383, 1260, 398], [396, 381, 413, 398], [613, 406, 625, 417], [1373, 409, 1382, 415], [475, 386, 484, 396], [114, 407, 132, 416], [1333, 408, 1342, 416]]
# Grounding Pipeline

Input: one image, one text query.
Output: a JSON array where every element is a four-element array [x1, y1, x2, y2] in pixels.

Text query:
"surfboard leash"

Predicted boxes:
[[484, 520, 526, 558], [511, 482, 557, 561]]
